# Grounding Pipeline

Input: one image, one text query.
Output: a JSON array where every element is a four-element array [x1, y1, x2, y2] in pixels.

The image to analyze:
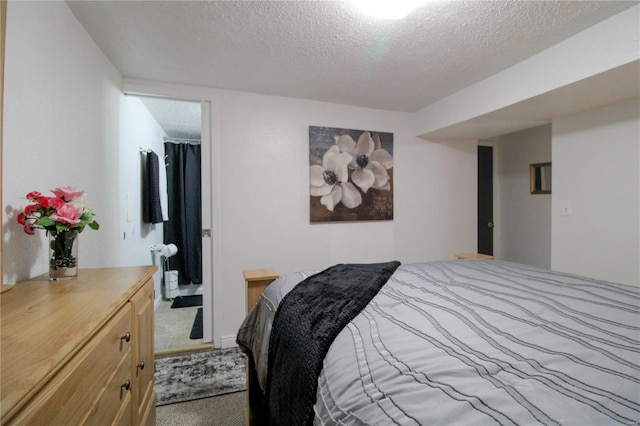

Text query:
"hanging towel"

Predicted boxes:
[[143, 150, 164, 224]]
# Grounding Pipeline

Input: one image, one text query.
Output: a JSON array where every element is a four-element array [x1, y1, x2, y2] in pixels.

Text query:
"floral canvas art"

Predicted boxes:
[[309, 126, 393, 222]]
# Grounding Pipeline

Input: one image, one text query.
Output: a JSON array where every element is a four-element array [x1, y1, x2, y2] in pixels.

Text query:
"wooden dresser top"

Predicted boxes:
[[0, 265, 157, 420]]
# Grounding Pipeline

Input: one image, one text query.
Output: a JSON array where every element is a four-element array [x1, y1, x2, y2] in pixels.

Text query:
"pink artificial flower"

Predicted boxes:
[[51, 187, 85, 202], [23, 224, 35, 235], [41, 196, 65, 210], [17, 187, 99, 235], [24, 204, 40, 215], [26, 191, 43, 202], [49, 203, 83, 225]]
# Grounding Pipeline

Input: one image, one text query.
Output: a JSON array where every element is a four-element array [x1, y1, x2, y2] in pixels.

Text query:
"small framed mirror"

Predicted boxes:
[[530, 162, 551, 194]]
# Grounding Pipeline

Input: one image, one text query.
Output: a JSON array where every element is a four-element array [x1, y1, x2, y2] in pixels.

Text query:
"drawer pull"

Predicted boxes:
[[119, 379, 131, 400], [120, 332, 131, 343], [137, 361, 145, 371]]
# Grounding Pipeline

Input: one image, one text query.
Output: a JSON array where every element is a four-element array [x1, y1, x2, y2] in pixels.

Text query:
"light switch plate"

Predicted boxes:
[[561, 200, 572, 217]]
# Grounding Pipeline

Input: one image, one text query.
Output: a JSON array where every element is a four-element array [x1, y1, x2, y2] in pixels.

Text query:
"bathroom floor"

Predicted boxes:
[[154, 299, 210, 354]]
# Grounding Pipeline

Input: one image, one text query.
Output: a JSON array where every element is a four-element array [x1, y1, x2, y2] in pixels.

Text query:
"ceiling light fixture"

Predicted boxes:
[[350, 0, 425, 20]]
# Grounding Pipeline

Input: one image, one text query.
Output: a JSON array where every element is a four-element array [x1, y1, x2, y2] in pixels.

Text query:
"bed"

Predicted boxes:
[[236, 259, 640, 425]]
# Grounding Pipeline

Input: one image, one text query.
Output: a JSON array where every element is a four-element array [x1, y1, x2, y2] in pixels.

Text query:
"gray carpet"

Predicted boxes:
[[154, 347, 247, 406], [156, 391, 246, 426]]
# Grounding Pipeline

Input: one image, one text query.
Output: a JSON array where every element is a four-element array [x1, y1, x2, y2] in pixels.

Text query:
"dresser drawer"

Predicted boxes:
[[82, 351, 132, 426], [8, 304, 132, 425]]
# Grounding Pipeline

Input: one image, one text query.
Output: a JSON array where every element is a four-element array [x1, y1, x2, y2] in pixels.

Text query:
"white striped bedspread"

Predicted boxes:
[[239, 260, 640, 425]]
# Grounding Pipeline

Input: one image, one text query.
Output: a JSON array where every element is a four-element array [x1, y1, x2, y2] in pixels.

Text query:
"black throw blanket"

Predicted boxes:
[[265, 261, 401, 425]]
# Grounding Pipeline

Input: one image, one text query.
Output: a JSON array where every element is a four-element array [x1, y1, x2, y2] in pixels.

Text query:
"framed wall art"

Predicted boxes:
[[309, 126, 394, 223]]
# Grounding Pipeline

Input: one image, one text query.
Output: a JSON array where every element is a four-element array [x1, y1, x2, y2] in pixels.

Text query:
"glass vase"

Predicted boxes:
[[49, 229, 79, 280]]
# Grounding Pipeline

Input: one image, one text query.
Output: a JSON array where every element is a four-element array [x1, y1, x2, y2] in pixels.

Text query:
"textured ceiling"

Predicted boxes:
[[138, 96, 201, 140], [68, 1, 637, 113]]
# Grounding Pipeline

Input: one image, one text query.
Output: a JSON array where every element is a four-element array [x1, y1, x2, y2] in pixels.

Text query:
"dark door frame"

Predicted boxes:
[[478, 145, 495, 256]]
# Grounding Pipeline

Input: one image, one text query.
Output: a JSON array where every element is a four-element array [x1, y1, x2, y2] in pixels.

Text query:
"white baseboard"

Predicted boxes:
[[219, 335, 238, 349]]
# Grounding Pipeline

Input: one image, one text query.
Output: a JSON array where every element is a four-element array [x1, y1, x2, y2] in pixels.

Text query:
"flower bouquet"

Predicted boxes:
[[17, 187, 99, 280]]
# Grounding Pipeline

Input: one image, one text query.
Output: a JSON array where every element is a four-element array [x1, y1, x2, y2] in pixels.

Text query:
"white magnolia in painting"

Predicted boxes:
[[335, 131, 393, 193], [309, 145, 362, 211], [310, 130, 394, 212]]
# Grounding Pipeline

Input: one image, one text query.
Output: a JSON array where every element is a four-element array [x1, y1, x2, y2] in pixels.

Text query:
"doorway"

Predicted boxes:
[[478, 145, 494, 255], [123, 94, 213, 354]]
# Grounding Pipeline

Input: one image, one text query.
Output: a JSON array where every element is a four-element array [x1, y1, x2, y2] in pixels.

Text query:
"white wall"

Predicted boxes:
[[4, 1, 637, 351], [495, 125, 552, 268], [214, 90, 477, 340], [552, 99, 640, 286], [119, 96, 167, 303], [123, 80, 479, 345], [2, 1, 123, 283], [2, 0, 478, 344]]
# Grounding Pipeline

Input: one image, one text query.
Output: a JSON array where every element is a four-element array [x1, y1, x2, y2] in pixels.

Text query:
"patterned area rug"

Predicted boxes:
[[155, 347, 247, 406]]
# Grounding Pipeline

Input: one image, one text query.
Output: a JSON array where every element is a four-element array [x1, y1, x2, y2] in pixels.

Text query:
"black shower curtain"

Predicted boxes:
[[164, 142, 202, 285]]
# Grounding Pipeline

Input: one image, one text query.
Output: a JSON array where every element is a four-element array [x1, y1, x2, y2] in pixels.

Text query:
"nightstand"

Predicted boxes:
[[455, 253, 494, 260], [242, 268, 279, 313]]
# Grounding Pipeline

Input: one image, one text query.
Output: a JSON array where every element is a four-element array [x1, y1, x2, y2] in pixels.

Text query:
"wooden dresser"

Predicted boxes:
[[0, 266, 157, 425]]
